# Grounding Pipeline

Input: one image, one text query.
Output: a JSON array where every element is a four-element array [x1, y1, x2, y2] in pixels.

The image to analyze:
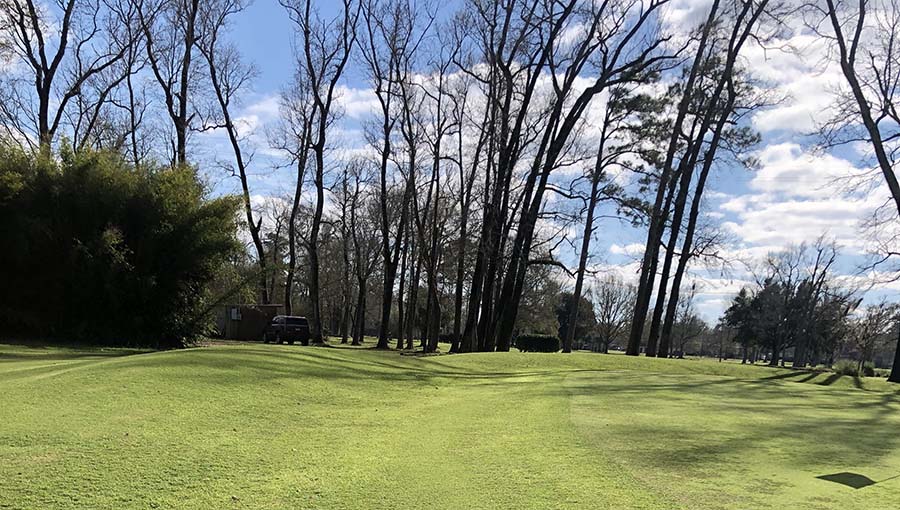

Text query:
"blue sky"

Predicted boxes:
[[203, 0, 900, 322]]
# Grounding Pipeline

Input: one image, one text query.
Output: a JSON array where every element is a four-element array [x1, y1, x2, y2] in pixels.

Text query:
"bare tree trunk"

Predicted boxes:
[[198, 5, 269, 304], [407, 244, 423, 350], [563, 116, 612, 353], [889, 324, 900, 383], [174, 0, 199, 165], [353, 277, 366, 346], [460, 231, 487, 353], [340, 171, 352, 344], [450, 107, 479, 353], [660, 91, 732, 354], [284, 127, 311, 314], [397, 224, 410, 350], [627, 0, 721, 356]]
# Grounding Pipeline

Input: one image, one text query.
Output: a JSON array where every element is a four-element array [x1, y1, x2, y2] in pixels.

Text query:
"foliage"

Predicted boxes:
[[833, 359, 859, 376], [723, 242, 853, 366], [516, 262, 563, 335], [555, 292, 597, 343], [862, 361, 877, 377], [0, 146, 240, 347], [515, 333, 561, 353], [439, 333, 459, 344]]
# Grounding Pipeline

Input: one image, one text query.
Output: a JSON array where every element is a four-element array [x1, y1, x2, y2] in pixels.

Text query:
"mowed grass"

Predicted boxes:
[[1, 343, 899, 509]]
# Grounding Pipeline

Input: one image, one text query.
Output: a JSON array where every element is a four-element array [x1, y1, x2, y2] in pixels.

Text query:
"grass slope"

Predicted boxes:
[[1, 343, 899, 509]]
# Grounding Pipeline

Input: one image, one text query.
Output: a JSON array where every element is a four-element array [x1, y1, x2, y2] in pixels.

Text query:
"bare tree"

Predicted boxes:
[[412, 36, 458, 353], [359, 0, 431, 349], [848, 301, 898, 373], [812, 0, 900, 382], [273, 64, 314, 314], [592, 275, 636, 353], [349, 163, 381, 346], [282, 0, 359, 344], [0, 0, 132, 151], [135, 0, 205, 165], [196, 0, 272, 304], [491, 0, 674, 352]]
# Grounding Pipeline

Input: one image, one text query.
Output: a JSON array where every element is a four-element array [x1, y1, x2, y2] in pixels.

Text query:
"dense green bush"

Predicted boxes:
[[439, 333, 458, 344], [833, 359, 859, 376], [515, 334, 561, 353], [0, 145, 240, 347], [862, 361, 876, 377]]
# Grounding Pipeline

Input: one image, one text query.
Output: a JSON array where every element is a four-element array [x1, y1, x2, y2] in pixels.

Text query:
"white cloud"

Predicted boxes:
[[744, 34, 843, 133], [718, 143, 882, 253], [609, 243, 645, 257], [335, 85, 380, 119]]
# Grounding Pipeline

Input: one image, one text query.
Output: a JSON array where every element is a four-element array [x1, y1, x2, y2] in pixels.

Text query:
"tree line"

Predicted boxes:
[[1, 0, 900, 381]]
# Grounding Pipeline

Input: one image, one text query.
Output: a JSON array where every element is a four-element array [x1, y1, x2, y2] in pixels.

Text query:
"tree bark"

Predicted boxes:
[[889, 324, 900, 383], [660, 84, 736, 357], [562, 117, 612, 353], [396, 225, 409, 349], [626, 0, 721, 356]]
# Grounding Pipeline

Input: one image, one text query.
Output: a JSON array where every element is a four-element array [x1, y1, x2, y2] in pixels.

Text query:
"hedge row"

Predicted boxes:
[[515, 334, 560, 353]]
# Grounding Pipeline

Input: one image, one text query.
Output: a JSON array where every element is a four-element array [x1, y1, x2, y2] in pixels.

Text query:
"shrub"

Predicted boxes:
[[515, 333, 560, 353], [439, 333, 458, 344], [0, 146, 240, 347], [862, 362, 876, 377], [833, 359, 859, 376]]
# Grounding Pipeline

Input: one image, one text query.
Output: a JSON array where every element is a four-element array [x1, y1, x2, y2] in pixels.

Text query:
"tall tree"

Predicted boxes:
[[275, 70, 313, 314], [628, 0, 777, 356], [492, 0, 674, 352], [560, 87, 656, 353], [0, 0, 132, 152], [196, 0, 272, 304], [136, 0, 204, 165], [282, 0, 358, 344], [657, 72, 758, 359], [359, 0, 430, 349], [815, 0, 900, 382]]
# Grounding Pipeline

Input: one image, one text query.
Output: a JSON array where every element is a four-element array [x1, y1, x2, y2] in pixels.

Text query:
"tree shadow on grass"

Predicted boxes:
[[760, 370, 808, 381], [564, 372, 900, 475], [114, 347, 607, 389], [0, 350, 142, 363]]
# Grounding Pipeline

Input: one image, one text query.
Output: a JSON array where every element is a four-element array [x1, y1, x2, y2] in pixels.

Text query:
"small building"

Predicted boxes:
[[214, 304, 284, 341]]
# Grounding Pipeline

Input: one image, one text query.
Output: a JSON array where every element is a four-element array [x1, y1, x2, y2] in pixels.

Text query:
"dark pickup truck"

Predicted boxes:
[[262, 315, 310, 345]]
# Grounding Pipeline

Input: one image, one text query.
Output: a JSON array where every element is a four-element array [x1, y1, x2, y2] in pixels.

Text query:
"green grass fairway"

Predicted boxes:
[[2, 343, 899, 509]]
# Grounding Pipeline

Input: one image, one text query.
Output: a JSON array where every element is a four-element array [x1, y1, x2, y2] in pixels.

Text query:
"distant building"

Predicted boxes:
[[214, 304, 283, 341]]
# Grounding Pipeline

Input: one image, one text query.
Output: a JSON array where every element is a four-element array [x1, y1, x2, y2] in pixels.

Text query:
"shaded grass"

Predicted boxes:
[[0, 343, 898, 509]]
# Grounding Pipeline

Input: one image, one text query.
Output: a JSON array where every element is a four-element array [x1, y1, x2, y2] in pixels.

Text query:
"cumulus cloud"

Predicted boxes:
[[718, 143, 880, 253], [743, 34, 843, 133], [609, 243, 645, 257], [335, 85, 380, 119]]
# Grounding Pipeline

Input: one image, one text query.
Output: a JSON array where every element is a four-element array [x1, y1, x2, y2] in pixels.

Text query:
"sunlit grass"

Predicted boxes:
[[1, 342, 898, 509]]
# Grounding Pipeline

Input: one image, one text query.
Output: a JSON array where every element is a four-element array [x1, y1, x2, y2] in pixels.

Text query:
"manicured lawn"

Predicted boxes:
[[1, 342, 899, 509]]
